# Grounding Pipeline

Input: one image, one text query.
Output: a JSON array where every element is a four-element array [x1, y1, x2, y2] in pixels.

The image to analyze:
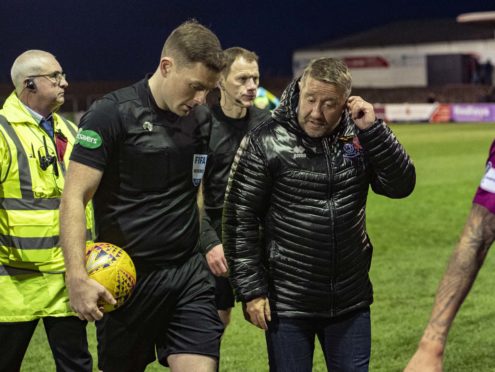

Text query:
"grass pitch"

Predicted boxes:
[[22, 123, 495, 371]]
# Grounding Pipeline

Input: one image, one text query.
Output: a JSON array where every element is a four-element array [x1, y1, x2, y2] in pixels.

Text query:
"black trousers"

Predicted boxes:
[[0, 316, 92, 372]]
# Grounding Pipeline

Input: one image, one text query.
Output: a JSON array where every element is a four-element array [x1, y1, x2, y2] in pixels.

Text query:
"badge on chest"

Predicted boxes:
[[192, 154, 208, 186]]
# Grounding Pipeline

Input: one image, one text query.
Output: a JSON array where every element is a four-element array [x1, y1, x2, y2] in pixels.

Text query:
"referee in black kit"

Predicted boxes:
[[60, 20, 226, 372]]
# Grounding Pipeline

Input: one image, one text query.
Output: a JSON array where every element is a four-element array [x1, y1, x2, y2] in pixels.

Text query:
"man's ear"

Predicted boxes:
[[217, 74, 226, 90], [160, 57, 173, 77]]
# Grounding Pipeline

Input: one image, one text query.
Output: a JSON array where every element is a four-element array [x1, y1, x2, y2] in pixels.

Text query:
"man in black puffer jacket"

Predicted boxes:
[[223, 57, 415, 372]]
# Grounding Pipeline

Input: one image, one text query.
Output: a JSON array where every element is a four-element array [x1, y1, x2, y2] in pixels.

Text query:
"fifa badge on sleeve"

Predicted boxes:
[[192, 154, 208, 186]]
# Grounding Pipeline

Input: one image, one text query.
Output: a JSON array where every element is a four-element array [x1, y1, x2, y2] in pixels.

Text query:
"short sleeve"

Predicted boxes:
[[473, 140, 495, 214], [70, 98, 123, 171]]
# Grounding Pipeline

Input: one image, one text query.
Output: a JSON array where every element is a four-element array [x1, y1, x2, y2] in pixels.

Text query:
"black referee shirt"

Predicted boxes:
[[71, 78, 211, 268]]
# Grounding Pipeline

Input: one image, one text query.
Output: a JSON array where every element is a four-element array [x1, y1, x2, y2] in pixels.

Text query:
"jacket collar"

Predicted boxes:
[[1, 91, 60, 127]]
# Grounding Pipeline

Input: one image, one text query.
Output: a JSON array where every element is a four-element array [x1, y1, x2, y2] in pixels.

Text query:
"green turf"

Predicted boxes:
[[21, 123, 495, 371]]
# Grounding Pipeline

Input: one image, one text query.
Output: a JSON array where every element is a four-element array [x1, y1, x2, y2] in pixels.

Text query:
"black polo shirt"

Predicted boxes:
[[200, 104, 271, 251], [71, 78, 211, 268]]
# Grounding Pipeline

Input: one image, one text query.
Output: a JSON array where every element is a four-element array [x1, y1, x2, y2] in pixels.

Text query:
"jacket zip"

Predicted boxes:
[[323, 137, 336, 316]]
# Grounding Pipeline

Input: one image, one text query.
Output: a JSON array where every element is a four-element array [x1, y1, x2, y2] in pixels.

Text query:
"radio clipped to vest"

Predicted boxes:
[[38, 135, 58, 176]]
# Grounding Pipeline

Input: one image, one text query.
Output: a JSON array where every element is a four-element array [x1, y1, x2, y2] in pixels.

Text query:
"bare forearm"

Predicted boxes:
[[60, 161, 102, 281], [60, 196, 89, 280], [421, 204, 495, 349]]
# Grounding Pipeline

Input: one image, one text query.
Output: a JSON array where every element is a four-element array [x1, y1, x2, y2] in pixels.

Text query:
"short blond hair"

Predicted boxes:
[[301, 58, 352, 99]]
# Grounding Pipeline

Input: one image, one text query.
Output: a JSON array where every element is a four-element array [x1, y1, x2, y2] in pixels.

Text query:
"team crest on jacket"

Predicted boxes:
[[192, 154, 208, 186], [342, 136, 363, 159]]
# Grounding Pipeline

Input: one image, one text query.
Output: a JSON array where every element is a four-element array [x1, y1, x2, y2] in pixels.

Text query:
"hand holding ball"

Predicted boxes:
[[85, 242, 136, 312]]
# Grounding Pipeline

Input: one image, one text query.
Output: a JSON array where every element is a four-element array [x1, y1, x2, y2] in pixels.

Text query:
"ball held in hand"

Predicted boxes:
[[85, 242, 137, 312]]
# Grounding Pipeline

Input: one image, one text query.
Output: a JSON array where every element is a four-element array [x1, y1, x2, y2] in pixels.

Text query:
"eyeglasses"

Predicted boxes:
[[28, 71, 67, 84]]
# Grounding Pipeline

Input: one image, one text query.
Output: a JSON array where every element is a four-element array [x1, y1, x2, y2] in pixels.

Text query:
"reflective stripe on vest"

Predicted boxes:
[[0, 234, 59, 249], [0, 264, 64, 276], [0, 115, 33, 200], [0, 228, 92, 251], [60, 116, 77, 138], [0, 197, 60, 210]]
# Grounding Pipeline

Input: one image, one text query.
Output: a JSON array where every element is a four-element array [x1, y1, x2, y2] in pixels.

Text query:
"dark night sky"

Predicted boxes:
[[1, 0, 493, 83]]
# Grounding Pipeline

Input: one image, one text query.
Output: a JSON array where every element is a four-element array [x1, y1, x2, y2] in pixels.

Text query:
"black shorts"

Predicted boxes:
[[96, 253, 224, 371], [214, 276, 235, 310]]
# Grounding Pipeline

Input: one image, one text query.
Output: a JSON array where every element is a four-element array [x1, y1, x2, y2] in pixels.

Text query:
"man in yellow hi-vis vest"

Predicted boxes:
[[0, 50, 94, 371]]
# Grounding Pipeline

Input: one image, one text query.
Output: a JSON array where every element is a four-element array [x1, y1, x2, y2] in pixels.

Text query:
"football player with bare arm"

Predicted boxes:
[[406, 142, 495, 371]]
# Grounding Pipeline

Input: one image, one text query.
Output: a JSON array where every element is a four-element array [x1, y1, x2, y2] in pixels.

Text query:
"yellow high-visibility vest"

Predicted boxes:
[[0, 92, 94, 321], [0, 92, 93, 273]]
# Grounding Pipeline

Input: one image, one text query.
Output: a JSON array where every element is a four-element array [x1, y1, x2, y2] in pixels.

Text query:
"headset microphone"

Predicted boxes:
[[26, 79, 36, 91]]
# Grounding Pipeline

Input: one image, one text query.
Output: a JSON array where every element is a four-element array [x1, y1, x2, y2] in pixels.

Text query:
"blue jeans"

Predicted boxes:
[[265, 308, 371, 372]]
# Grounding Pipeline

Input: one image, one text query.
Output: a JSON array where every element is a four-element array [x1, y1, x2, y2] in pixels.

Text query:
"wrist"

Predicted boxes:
[[418, 329, 446, 357], [65, 269, 89, 283], [205, 241, 221, 253], [357, 118, 380, 132], [244, 292, 267, 303]]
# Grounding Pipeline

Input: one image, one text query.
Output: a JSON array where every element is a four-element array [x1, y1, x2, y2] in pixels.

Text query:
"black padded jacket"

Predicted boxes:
[[223, 78, 416, 318]]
